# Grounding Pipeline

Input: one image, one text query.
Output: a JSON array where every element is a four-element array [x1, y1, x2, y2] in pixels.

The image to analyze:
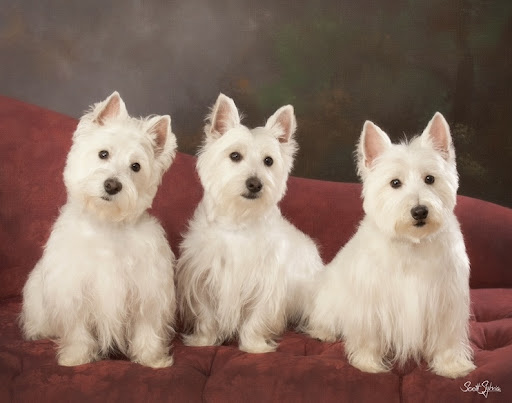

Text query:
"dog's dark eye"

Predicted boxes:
[[131, 163, 141, 172], [390, 179, 402, 189], [230, 152, 242, 162], [99, 150, 109, 159], [425, 175, 435, 185], [264, 156, 273, 167]]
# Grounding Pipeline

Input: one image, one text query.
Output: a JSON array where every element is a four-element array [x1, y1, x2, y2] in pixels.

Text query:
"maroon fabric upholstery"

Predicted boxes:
[[1, 95, 511, 402]]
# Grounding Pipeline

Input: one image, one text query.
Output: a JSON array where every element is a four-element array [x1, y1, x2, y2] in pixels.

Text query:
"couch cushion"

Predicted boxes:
[[2, 289, 511, 402]]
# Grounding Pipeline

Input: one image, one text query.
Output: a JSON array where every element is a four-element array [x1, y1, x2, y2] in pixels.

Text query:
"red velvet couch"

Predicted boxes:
[[1, 95, 511, 402]]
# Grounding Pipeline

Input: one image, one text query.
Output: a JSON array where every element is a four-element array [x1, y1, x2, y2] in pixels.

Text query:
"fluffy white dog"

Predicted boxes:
[[177, 94, 323, 353], [20, 92, 177, 368], [306, 112, 476, 378]]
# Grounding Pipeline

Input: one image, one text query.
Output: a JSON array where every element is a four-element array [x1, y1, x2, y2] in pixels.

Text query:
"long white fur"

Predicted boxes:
[[306, 112, 476, 378], [20, 92, 178, 368], [177, 94, 323, 353]]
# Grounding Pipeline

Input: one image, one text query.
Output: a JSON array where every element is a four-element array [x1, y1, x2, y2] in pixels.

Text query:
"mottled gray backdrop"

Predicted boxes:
[[1, 0, 511, 207]]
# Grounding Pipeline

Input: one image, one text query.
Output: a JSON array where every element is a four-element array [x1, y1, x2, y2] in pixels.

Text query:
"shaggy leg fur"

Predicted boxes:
[[129, 320, 174, 368], [183, 308, 220, 347], [20, 268, 51, 340], [58, 322, 99, 366], [345, 333, 389, 374]]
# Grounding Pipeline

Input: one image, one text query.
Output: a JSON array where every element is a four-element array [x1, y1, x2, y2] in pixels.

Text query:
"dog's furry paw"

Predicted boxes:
[[431, 354, 476, 378], [58, 345, 98, 367], [306, 327, 338, 343], [183, 333, 218, 347], [349, 350, 389, 373], [239, 338, 277, 354], [136, 354, 174, 369]]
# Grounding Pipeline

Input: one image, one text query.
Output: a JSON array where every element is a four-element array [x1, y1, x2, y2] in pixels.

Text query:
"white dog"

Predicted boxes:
[[306, 112, 475, 378], [177, 94, 323, 353], [20, 92, 177, 368]]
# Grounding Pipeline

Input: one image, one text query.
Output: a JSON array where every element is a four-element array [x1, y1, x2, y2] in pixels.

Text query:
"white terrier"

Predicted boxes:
[[20, 92, 177, 368], [306, 112, 475, 378], [177, 94, 323, 353]]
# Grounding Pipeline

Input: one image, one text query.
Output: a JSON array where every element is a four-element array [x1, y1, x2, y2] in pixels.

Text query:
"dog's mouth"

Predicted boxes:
[[242, 192, 261, 200], [414, 220, 426, 227], [101, 196, 112, 202]]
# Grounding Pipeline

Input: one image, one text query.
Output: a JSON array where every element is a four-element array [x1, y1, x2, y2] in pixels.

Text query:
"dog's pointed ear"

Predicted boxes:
[[421, 112, 453, 160], [265, 105, 297, 143], [206, 93, 240, 139], [148, 115, 172, 157], [94, 91, 127, 125], [359, 120, 392, 169]]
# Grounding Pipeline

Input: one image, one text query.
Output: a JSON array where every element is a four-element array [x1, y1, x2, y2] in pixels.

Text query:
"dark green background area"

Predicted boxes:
[[1, 0, 510, 207]]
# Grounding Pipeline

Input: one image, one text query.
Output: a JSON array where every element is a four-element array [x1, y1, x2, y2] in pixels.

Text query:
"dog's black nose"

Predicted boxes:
[[246, 176, 263, 194], [104, 178, 123, 195], [411, 205, 428, 220]]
